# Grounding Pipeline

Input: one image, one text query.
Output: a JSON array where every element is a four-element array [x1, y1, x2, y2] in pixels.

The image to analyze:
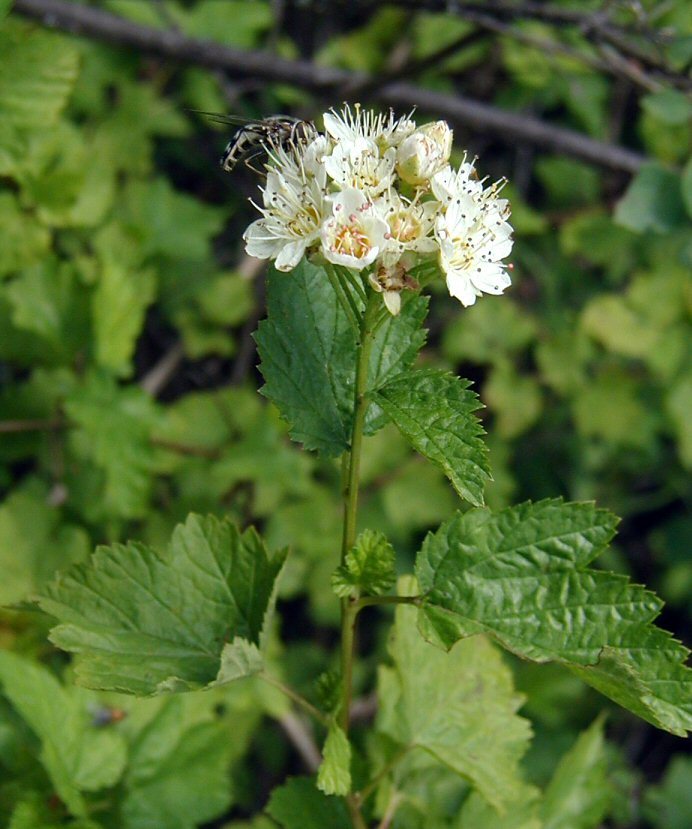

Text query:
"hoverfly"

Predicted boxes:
[[191, 111, 318, 173]]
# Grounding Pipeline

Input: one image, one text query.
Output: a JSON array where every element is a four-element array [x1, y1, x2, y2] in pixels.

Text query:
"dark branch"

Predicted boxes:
[[355, 0, 690, 89], [13, 0, 648, 173]]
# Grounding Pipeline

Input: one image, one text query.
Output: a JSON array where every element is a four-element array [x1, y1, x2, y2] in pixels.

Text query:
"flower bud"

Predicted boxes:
[[396, 121, 453, 186]]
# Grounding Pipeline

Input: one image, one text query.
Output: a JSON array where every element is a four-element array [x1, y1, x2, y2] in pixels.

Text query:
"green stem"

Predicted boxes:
[[259, 672, 329, 726], [339, 289, 379, 737], [355, 595, 420, 611]]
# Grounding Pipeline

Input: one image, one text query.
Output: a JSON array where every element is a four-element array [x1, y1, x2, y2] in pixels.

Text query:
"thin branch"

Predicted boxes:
[[360, 0, 690, 89], [140, 341, 184, 397], [0, 417, 64, 434], [13, 0, 649, 173], [276, 711, 322, 772]]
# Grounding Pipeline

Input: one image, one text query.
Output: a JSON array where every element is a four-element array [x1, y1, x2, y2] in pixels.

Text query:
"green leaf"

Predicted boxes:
[[92, 258, 156, 376], [65, 373, 160, 519], [0, 21, 79, 128], [682, 156, 692, 218], [614, 164, 687, 234], [666, 371, 692, 468], [0, 479, 89, 606], [540, 717, 611, 829], [642, 89, 692, 126], [120, 178, 225, 261], [256, 261, 427, 455], [373, 369, 490, 506], [6, 259, 90, 361], [317, 724, 352, 796], [457, 787, 541, 829], [643, 755, 692, 829], [416, 500, 692, 736], [0, 651, 127, 817], [331, 529, 396, 598], [266, 777, 351, 829], [37, 514, 286, 694], [119, 696, 237, 829], [8, 798, 103, 829], [484, 362, 543, 440], [377, 588, 531, 811], [0, 192, 50, 278]]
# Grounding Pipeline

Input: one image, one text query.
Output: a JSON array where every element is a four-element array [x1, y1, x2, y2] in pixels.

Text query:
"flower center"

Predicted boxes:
[[332, 223, 371, 258], [390, 210, 421, 243], [287, 204, 321, 237]]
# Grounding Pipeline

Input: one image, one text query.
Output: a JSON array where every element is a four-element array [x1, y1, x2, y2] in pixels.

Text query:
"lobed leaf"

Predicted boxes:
[[416, 499, 692, 736], [255, 260, 427, 456], [377, 588, 532, 812], [373, 369, 490, 506], [37, 514, 286, 695]]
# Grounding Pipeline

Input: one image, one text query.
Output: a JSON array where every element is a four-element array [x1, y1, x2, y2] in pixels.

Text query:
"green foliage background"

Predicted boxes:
[[0, 0, 690, 826]]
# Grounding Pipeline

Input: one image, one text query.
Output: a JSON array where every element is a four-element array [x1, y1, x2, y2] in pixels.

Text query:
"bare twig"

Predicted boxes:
[[0, 417, 64, 433], [140, 341, 185, 397], [351, 0, 691, 89], [276, 711, 322, 772], [13, 0, 649, 173]]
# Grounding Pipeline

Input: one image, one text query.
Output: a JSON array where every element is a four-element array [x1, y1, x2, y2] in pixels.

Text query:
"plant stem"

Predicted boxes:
[[354, 594, 420, 611], [259, 672, 329, 726], [339, 288, 378, 737]]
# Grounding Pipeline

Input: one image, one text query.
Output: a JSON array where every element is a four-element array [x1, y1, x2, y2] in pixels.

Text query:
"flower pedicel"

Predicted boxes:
[[241, 104, 514, 313]]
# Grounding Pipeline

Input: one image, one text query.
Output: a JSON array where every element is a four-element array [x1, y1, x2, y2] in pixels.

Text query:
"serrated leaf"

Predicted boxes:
[[37, 514, 286, 695], [317, 724, 352, 796], [331, 529, 395, 598], [373, 369, 490, 506], [0, 22, 79, 129], [0, 651, 127, 818], [92, 258, 156, 376], [416, 500, 692, 736], [120, 696, 236, 829], [65, 372, 160, 519], [377, 590, 531, 811], [255, 261, 427, 456], [0, 479, 89, 606], [541, 717, 611, 829], [266, 777, 351, 829]]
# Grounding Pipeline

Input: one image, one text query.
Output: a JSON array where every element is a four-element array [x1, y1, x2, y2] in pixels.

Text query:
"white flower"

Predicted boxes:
[[324, 138, 396, 198], [433, 164, 513, 306], [321, 188, 389, 270], [323, 104, 416, 150], [396, 121, 453, 186], [243, 138, 327, 272], [376, 190, 438, 266]]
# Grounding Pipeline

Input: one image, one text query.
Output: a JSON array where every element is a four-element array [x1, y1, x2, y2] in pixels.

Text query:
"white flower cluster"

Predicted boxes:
[[243, 104, 513, 313]]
